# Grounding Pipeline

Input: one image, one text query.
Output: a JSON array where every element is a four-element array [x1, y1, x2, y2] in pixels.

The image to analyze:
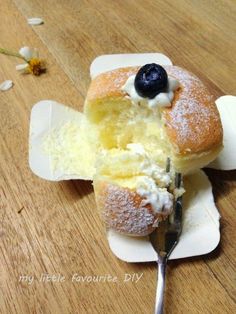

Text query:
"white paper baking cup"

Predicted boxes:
[[90, 53, 172, 78], [208, 95, 236, 170]]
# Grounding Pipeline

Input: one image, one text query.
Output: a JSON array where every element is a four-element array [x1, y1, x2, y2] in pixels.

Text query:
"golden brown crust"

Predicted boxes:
[[86, 67, 139, 101], [86, 66, 223, 156], [162, 66, 223, 155], [94, 180, 167, 236]]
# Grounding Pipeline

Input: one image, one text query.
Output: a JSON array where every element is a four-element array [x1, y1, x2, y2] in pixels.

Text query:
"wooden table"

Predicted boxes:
[[1, 1, 235, 313]]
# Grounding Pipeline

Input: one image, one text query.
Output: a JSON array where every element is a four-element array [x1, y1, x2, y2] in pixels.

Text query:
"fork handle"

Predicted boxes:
[[155, 255, 167, 314]]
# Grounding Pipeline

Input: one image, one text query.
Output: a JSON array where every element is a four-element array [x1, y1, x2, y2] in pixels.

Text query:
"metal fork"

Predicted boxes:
[[149, 162, 183, 314]]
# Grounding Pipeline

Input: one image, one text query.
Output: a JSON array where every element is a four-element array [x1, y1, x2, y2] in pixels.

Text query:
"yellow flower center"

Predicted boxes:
[[28, 58, 45, 76]]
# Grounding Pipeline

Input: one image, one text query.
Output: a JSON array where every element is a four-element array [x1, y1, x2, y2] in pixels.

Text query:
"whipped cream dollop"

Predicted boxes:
[[141, 160, 172, 187], [122, 75, 180, 109], [126, 143, 172, 187], [137, 176, 174, 215], [126, 143, 174, 214]]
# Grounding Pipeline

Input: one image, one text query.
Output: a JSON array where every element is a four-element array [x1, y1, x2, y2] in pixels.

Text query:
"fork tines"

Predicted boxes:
[[173, 172, 183, 227], [175, 172, 182, 189]]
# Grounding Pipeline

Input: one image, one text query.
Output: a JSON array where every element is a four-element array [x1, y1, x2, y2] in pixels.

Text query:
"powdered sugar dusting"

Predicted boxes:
[[164, 66, 220, 152], [107, 67, 138, 91], [101, 184, 155, 236]]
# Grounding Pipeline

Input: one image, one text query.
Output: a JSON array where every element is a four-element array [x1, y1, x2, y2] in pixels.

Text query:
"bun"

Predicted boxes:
[[84, 65, 223, 236]]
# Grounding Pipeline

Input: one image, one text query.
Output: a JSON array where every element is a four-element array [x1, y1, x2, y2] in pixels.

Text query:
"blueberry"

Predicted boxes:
[[134, 63, 168, 99]]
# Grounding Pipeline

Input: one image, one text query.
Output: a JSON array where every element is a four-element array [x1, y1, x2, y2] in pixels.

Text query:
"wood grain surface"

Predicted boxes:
[[1, 0, 236, 313]]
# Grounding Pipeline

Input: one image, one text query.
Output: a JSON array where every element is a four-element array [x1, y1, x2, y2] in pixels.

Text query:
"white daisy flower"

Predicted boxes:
[[0, 46, 46, 76], [16, 47, 45, 75]]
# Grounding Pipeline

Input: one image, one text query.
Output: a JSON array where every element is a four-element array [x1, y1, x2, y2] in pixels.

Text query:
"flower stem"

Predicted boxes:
[[0, 48, 26, 61]]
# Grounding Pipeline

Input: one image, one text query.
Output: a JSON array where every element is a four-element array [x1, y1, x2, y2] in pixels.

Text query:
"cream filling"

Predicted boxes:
[[96, 142, 185, 214], [125, 144, 186, 214], [140, 160, 171, 187], [126, 143, 172, 186], [137, 176, 174, 215], [101, 143, 177, 214], [121, 75, 180, 109]]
